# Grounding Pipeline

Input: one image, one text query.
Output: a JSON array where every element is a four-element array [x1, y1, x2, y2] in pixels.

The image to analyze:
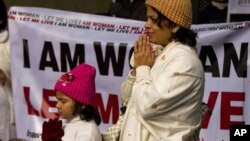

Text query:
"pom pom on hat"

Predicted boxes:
[[145, 0, 192, 29], [54, 64, 96, 105]]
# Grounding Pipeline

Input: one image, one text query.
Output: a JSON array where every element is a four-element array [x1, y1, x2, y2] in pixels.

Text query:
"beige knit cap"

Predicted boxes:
[[145, 0, 192, 29]]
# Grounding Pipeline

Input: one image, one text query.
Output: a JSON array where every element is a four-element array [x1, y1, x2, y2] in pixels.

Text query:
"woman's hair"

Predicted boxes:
[[74, 102, 102, 126], [153, 7, 197, 47], [0, 0, 7, 31]]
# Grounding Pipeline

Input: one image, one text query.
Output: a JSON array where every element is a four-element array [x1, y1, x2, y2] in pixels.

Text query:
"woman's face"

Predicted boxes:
[[56, 91, 76, 120], [145, 6, 175, 46]]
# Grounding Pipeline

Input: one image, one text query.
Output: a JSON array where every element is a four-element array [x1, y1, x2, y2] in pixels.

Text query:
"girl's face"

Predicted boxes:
[[145, 6, 178, 46], [56, 91, 76, 120]]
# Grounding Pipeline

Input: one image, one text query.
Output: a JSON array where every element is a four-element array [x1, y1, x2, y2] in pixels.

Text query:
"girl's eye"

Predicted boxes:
[[60, 99, 66, 104]]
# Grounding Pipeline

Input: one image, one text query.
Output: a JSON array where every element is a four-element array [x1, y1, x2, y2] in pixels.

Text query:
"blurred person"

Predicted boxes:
[[108, 0, 147, 21], [198, 0, 228, 24], [0, 0, 16, 140], [119, 0, 205, 140], [41, 63, 102, 141]]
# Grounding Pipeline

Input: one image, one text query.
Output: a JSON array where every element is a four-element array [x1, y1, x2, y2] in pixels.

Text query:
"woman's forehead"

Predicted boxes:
[[146, 6, 158, 16]]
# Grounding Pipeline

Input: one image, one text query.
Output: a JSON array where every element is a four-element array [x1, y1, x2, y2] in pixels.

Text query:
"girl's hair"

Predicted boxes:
[[74, 102, 102, 126], [0, 0, 7, 31], [153, 7, 197, 47]]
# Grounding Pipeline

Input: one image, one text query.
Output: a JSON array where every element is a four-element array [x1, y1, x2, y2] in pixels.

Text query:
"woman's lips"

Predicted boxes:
[[146, 32, 153, 36]]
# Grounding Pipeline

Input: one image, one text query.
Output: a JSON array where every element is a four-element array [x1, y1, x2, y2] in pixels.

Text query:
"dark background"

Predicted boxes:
[[3, 0, 250, 24]]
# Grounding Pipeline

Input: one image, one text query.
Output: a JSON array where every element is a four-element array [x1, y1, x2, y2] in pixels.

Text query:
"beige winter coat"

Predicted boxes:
[[119, 41, 204, 141]]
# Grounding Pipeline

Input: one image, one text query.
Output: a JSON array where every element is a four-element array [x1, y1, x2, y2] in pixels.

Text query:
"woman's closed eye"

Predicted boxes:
[[148, 15, 158, 23]]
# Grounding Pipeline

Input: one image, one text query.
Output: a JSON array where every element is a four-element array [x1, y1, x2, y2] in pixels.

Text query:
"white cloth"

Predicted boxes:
[[119, 41, 204, 141], [0, 30, 10, 79], [62, 116, 102, 141], [0, 86, 10, 141], [0, 29, 16, 141]]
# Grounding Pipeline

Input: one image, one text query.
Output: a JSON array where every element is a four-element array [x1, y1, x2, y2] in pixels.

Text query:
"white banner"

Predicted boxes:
[[193, 22, 250, 141], [228, 0, 250, 14], [8, 7, 250, 141]]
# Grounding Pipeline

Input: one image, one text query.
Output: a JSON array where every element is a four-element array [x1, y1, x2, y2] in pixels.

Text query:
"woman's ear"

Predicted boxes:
[[172, 25, 180, 34]]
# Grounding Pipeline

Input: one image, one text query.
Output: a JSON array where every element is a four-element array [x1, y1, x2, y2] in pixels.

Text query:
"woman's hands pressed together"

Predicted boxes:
[[133, 34, 155, 68]]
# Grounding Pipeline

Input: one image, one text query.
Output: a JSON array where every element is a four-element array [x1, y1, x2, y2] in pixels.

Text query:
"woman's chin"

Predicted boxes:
[[149, 37, 156, 44], [150, 40, 157, 44]]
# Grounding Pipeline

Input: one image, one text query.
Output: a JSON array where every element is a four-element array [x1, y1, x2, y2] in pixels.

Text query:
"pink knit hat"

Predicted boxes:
[[54, 64, 96, 105]]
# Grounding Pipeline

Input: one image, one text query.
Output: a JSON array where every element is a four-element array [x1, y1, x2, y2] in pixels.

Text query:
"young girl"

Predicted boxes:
[[42, 63, 102, 141]]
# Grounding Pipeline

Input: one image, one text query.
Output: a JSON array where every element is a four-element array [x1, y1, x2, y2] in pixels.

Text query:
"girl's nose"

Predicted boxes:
[[56, 102, 60, 109]]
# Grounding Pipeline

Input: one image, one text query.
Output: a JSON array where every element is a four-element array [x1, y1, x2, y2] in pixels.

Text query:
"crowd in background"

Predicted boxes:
[[3, 0, 250, 23], [107, 0, 250, 23]]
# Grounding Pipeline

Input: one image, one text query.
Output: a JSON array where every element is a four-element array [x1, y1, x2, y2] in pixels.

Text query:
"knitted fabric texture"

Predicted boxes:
[[145, 0, 192, 29], [54, 64, 96, 105]]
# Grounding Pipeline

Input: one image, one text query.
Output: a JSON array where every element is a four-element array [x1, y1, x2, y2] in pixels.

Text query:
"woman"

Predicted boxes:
[[119, 0, 205, 140], [0, 0, 16, 140]]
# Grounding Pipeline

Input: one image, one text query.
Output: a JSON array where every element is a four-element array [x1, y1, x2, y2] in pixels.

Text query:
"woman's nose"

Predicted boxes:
[[144, 19, 152, 30]]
